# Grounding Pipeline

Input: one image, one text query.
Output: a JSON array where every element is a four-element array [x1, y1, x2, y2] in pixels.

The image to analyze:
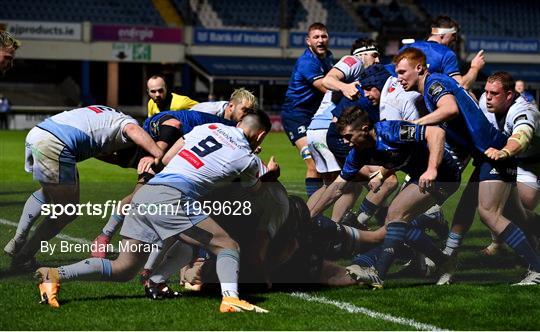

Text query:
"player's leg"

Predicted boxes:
[[178, 217, 268, 312], [442, 167, 480, 257], [145, 238, 194, 299], [477, 180, 540, 284], [92, 181, 145, 258], [331, 181, 362, 221], [5, 128, 53, 256], [4, 189, 47, 256], [13, 181, 80, 270], [356, 173, 399, 227], [348, 183, 454, 287], [35, 237, 150, 307], [295, 136, 322, 197]]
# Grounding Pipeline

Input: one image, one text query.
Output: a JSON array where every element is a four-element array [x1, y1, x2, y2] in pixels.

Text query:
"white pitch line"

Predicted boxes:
[[0, 218, 92, 244], [290, 292, 448, 331]]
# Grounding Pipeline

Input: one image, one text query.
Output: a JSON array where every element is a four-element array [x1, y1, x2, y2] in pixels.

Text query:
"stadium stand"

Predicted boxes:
[[0, 0, 165, 26], [419, 0, 540, 38], [318, 0, 361, 33], [354, 1, 424, 33], [185, 0, 360, 32]]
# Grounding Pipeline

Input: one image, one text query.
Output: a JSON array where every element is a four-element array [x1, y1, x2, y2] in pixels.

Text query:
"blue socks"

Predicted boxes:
[[500, 223, 540, 272]]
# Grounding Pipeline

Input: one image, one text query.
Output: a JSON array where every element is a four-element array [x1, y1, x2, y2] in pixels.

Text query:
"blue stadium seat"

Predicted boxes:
[[419, 0, 540, 38], [0, 0, 166, 26]]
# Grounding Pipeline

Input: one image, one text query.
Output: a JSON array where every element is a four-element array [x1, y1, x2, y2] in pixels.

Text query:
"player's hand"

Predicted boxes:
[[471, 50, 485, 70], [267, 156, 279, 172], [419, 168, 437, 193], [368, 177, 383, 193], [137, 156, 158, 174], [342, 82, 360, 100], [484, 147, 509, 160]]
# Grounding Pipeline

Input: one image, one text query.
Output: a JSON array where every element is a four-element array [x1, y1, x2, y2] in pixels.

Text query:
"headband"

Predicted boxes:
[[431, 27, 457, 35], [352, 45, 379, 56]]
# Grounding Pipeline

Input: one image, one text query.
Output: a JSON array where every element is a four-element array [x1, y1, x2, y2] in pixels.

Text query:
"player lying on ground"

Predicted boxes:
[[35, 111, 275, 312], [7, 105, 163, 271], [180, 195, 367, 289]]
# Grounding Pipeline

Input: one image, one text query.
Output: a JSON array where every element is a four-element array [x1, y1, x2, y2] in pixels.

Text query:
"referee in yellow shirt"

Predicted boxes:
[[146, 74, 198, 117]]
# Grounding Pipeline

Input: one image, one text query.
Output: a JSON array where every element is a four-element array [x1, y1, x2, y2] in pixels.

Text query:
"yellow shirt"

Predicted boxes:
[[147, 92, 199, 117]]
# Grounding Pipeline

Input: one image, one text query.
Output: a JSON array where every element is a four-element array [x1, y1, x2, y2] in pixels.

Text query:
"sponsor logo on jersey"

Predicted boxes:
[[179, 149, 204, 169], [208, 124, 218, 130], [343, 56, 358, 68], [388, 81, 398, 93], [428, 82, 444, 98], [399, 124, 417, 141]]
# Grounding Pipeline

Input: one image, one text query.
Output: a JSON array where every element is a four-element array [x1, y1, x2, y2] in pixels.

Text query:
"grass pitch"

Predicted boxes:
[[1, 130, 539, 330]]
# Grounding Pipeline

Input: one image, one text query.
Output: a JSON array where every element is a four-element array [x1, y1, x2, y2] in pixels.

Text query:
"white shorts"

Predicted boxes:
[[307, 129, 340, 173], [25, 127, 77, 184], [517, 165, 540, 191]]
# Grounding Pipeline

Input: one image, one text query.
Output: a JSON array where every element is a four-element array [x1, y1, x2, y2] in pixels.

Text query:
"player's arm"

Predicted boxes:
[[162, 137, 185, 165], [312, 78, 328, 94], [485, 123, 534, 160], [414, 94, 459, 125], [259, 156, 280, 182], [419, 125, 445, 192], [123, 123, 163, 160], [367, 166, 393, 193], [156, 118, 182, 151], [454, 50, 485, 90], [322, 67, 358, 100]]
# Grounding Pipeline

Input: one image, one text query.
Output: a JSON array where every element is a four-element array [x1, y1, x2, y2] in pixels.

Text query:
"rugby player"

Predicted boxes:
[[394, 48, 540, 285], [281, 22, 333, 197], [35, 111, 274, 312], [397, 15, 485, 90], [7, 105, 163, 270], [191, 87, 257, 122], [306, 39, 395, 222], [439, 72, 540, 284]]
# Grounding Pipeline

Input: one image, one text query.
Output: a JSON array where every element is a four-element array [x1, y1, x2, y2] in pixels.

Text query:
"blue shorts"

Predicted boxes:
[[326, 122, 351, 166], [476, 157, 517, 182], [281, 109, 313, 145], [406, 153, 461, 205]]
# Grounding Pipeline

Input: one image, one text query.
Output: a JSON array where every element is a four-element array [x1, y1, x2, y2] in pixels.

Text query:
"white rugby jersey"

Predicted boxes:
[[480, 93, 540, 159], [309, 55, 365, 130], [380, 76, 424, 121], [190, 101, 228, 118], [36, 105, 138, 161], [150, 123, 260, 198]]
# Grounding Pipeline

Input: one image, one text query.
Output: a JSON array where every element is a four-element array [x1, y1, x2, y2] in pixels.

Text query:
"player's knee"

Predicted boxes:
[[111, 260, 141, 282], [385, 206, 406, 222], [477, 202, 499, 223], [214, 235, 239, 252]]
